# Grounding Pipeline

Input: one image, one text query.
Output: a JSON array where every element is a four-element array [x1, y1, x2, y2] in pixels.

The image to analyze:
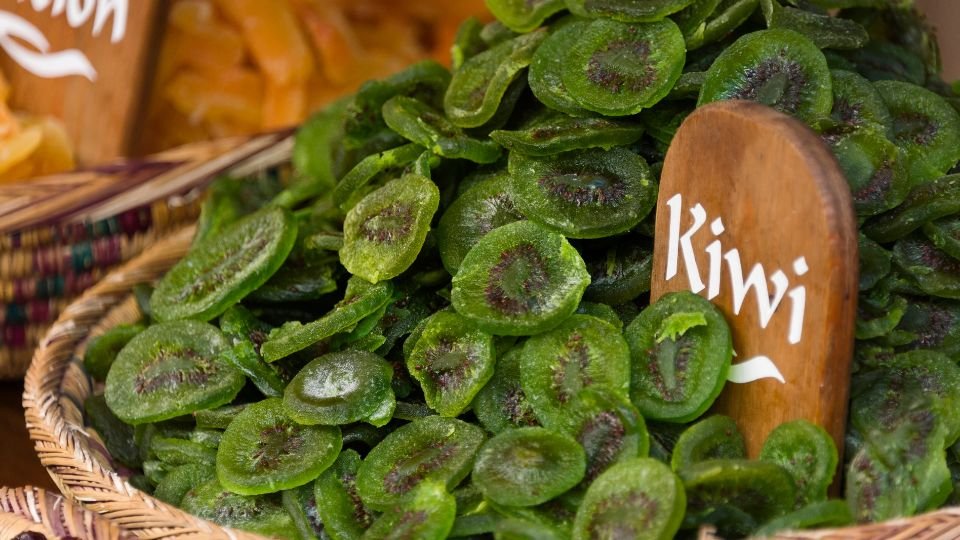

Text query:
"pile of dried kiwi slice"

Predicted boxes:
[[82, 0, 960, 538]]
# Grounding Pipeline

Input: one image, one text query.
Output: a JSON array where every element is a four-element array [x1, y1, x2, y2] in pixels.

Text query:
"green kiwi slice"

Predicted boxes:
[[219, 306, 285, 398], [445, 30, 548, 128], [473, 347, 539, 433], [104, 321, 243, 424], [759, 420, 839, 507], [670, 415, 746, 472], [845, 444, 919, 523], [565, 0, 695, 22], [561, 19, 686, 116], [885, 297, 960, 356], [875, 80, 960, 184], [151, 437, 216, 466], [194, 403, 247, 430], [582, 241, 654, 304], [558, 387, 650, 482], [283, 350, 395, 426], [154, 463, 215, 506], [827, 69, 893, 136], [437, 174, 525, 275], [520, 314, 631, 429], [84, 394, 141, 468], [671, 0, 722, 41], [687, 0, 760, 50], [316, 449, 376, 539], [753, 499, 854, 536], [509, 147, 657, 239], [490, 112, 645, 156], [572, 458, 685, 540], [862, 174, 960, 242], [699, 29, 832, 124], [247, 258, 338, 305], [216, 398, 342, 496], [893, 234, 960, 300], [759, 0, 868, 50], [924, 216, 960, 262], [680, 459, 796, 532], [340, 174, 440, 283], [406, 310, 495, 417], [333, 143, 425, 211], [472, 427, 586, 507], [828, 128, 910, 218], [261, 277, 394, 362], [451, 221, 590, 336], [625, 291, 733, 423], [356, 416, 486, 509], [83, 324, 145, 381], [528, 20, 593, 117], [361, 481, 456, 540], [282, 482, 324, 540], [452, 17, 486, 70], [382, 97, 502, 164], [181, 478, 299, 539], [291, 99, 350, 199], [856, 291, 908, 340], [486, 0, 567, 33], [151, 207, 298, 322], [859, 234, 892, 291]]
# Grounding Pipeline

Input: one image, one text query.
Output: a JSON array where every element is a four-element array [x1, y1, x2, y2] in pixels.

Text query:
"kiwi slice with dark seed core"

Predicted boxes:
[[382, 97, 503, 164], [341, 174, 440, 284], [437, 174, 525, 275], [451, 221, 590, 336], [561, 18, 686, 116], [510, 147, 657, 239], [261, 276, 393, 362], [565, 0, 696, 22], [845, 444, 919, 523], [625, 291, 733, 423], [699, 28, 832, 124], [83, 324, 145, 382], [181, 478, 299, 539], [491, 112, 646, 156], [486, 0, 567, 33], [361, 481, 456, 540], [529, 20, 594, 117], [680, 459, 796, 531], [893, 234, 960, 300], [356, 416, 485, 510], [284, 350, 394, 426], [827, 69, 893, 137], [407, 310, 495, 417], [862, 174, 960, 243], [520, 314, 631, 429], [924, 216, 960, 262], [572, 458, 685, 540], [759, 420, 839, 507], [670, 415, 746, 472], [473, 427, 586, 507], [445, 30, 548, 128], [473, 347, 540, 434], [828, 128, 910, 217], [151, 206, 297, 322], [105, 321, 244, 425], [333, 143, 425, 211], [316, 449, 376, 539], [886, 297, 960, 356]]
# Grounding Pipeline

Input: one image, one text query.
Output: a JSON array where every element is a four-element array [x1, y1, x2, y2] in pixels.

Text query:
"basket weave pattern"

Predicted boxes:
[[0, 485, 135, 539]]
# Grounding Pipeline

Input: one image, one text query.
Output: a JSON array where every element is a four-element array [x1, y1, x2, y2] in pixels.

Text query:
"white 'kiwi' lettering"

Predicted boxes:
[[0, 0, 129, 81], [665, 192, 808, 384]]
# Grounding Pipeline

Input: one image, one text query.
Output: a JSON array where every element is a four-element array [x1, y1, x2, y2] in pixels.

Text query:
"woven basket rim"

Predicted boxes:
[[0, 485, 135, 539], [21, 222, 960, 540]]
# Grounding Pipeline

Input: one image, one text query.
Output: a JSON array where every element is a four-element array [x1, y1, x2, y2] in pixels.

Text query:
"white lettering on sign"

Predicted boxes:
[[665, 193, 809, 384], [0, 0, 128, 81]]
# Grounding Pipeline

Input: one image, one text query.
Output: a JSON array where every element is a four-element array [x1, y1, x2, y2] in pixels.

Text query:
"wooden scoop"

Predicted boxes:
[[650, 100, 859, 460]]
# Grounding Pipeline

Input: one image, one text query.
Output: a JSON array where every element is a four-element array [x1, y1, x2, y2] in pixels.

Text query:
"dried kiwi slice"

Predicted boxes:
[[445, 30, 547, 128], [875, 80, 960, 184], [316, 449, 376, 539], [472, 427, 586, 507], [382, 97, 502, 164], [565, 0, 695, 22], [181, 478, 299, 539], [528, 20, 593, 117], [104, 321, 244, 425], [520, 314, 630, 429], [687, 0, 760, 50], [151, 207, 298, 322], [572, 458, 685, 540], [759, 420, 838, 507], [333, 143, 425, 211], [452, 17, 486, 70], [561, 18, 686, 116], [219, 306, 285, 398], [759, 0, 868, 50], [670, 415, 746, 472], [862, 174, 960, 243], [885, 297, 960, 356], [559, 387, 650, 482], [845, 444, 919, 523], [827, 69, 893, 136], [924, 216, 960, 262], [341, 174, 440, 283], [625, 291, 733, 422], [451, 221, 590, 336], [753, 499, 854, 536], [509, 147, 657, 238], [473, 347, 539, 433], [407, 310, 495, 417], [216, 398, 342, 495], [699, 28, 832, 124], [154, 463, 214, 506], [84, 394, 141, 469], [828, 128, 910, 217], [485, 0, 566, 33], [680, 459, 796, 532], [490, 112, 645, 156], [284, 350, 395, 426], [356, 416, 486, 509], [437, 174, 525, 275], [361, 481, 456, 540], [83, 323, 144, 382], [582, 241, 654, 304], [893, 234, 960, 300], [283, 482, 324, 540]]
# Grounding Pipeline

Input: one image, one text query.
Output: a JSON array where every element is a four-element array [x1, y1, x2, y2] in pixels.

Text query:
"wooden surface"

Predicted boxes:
[[651, 101, 859, 459], [0, 1, 164, 165]]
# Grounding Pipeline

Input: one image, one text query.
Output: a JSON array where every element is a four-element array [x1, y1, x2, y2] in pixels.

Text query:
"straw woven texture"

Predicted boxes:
[[0, 485, 135, 539]]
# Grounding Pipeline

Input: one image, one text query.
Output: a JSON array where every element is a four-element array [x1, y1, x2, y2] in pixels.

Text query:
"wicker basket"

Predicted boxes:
[[0, 130, 293, 379], [0, 485, 135, 539]]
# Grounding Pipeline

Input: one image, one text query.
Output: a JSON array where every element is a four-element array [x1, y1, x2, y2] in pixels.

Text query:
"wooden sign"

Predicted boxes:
[[0, 0, 163, 164], [651, 100, 859, 459]]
